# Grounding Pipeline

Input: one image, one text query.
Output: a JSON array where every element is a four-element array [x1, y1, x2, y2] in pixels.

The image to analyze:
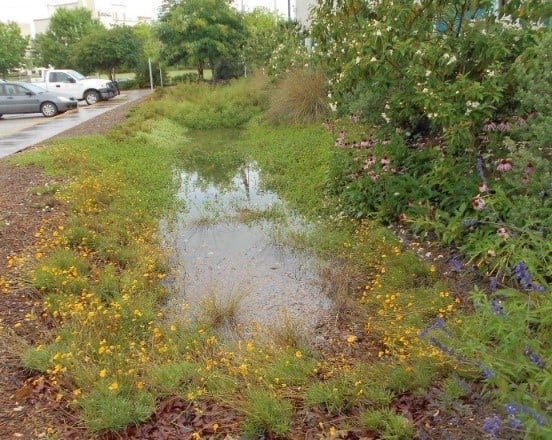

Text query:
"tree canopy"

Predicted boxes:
[[73, 26, 143, 78], [157, 0, 247, 79], [33, 7, 104, 68], [0, 21, 28, 77]]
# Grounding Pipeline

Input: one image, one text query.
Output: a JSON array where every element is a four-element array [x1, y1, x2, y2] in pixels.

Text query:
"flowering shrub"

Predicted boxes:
[[310, 0, 546, 152]]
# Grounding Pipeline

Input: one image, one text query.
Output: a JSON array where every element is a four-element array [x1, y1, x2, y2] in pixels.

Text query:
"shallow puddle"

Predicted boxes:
[[163, 161, 331, 334]]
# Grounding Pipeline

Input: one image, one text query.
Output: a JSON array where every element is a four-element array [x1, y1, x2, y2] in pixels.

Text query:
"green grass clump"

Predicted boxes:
[[81, 388, 155, 433], [360, 408, 414, 439], [241, 388, 293, 438], [305, 375, 366, 415], [147, 361, 201, 395]]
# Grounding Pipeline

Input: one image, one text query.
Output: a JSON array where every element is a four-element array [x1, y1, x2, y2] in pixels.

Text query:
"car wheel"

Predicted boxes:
[[41, 102, 58, 117], [84, 90, 100, 105]]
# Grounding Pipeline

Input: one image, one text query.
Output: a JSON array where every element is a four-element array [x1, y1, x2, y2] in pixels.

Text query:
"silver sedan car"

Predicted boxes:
[[0, 82, 78, 118]]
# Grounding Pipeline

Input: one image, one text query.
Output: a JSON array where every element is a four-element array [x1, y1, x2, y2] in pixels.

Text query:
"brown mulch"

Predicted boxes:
[[0, 94, 499, 439], [0, 96, 150, 439]]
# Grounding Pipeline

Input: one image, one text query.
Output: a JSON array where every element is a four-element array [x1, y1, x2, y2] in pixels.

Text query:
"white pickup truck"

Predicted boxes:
[[31, 69, 119, 105]]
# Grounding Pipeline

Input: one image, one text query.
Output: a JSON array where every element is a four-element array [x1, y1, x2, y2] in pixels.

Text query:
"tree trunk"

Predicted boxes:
[[197, 60, 204, 80]]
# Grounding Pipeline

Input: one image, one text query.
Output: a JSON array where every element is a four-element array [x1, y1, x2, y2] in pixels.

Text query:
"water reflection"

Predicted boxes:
[[163, 162, 331, 334]]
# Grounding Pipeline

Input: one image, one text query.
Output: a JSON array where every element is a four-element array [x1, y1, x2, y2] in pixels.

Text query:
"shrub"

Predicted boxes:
[[264, 68, 330, 125], [310, 0, 547, 152]]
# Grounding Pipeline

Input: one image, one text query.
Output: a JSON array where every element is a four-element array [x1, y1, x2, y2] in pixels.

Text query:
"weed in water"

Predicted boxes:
[[197, 291, 243, 330]]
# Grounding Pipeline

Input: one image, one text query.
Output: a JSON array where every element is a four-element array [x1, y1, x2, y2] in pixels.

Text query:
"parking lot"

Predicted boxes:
[[0, 89, 153, 158]]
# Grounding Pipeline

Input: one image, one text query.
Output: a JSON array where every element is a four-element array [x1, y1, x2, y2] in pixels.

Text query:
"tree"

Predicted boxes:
[[242, 8, 280, 70], [73, 26, 143, 78], [0, 21, 28, 77], [33, 8, 104, 68], [133, 23, 162, 61], [157, 0, 247, 79]]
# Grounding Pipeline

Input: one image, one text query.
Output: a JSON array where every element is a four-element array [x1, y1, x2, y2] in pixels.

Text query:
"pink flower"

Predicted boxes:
[[478, 182, 488, 192], [380, 156, 390, 165], [471, 194, 486, 210], [496, 159, 513, 172], [360, 139, 371, 148], [363, 155, 376, 168], [323, 119, 335, 132], [497, 122, 511, 132], [483, 121, 497, 132], [521, 174, 530, 185], [524, 163, 535, 174], [497, 227, 510, 239], [369, 171, 380, 182]]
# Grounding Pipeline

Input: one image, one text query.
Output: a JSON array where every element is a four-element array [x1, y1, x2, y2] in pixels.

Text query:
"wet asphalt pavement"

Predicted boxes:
[[0, 88, 153, 159]]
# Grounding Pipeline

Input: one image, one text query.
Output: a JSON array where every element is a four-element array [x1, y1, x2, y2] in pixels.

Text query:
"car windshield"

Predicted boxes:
[[67, 70, 86, 80], [18, 83, 47, 93]]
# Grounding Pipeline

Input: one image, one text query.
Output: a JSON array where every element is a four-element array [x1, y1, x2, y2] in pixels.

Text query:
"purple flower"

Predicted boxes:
[[483, 415, 502, 436], [482, 365, 496, 379], [524, 347, 546, 369], [490, 299, 506, 316], [511, 261, 547, 293], [449, 256, 464, 272], [419, 317, 446, 338], [508, 416, 524, 430], [490, 277, 499, 292], [428, 337, 456, 355], [505, 403, 547, 427], [461, 218, 479, 228]]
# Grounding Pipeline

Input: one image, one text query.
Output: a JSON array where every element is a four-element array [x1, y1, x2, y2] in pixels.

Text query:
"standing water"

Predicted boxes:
[[163, 160, 331, 335]]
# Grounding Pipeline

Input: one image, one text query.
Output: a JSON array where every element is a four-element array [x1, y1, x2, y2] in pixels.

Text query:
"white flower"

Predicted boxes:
[[376, 30, 382, 37], [446, 55, 457, 65], [381, 112, 391, 123], [329, 102, 337, 112], [370, 56, 378, 62], [425, 70, 431, 77], [356, 56, 361, 64]]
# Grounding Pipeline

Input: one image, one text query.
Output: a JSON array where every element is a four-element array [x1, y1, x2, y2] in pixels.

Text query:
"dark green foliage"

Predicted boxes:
[[32, 8, 104, 69], [0, 21, 28, 77]]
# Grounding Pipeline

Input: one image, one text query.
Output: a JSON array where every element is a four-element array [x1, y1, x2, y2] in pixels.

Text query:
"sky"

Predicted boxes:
[[1, 0, 163, 23], [0, 0, 293, 25]]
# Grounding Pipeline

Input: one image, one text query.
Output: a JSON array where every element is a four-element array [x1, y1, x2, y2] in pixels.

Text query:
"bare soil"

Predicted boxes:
[[0, 97, 497, 439]]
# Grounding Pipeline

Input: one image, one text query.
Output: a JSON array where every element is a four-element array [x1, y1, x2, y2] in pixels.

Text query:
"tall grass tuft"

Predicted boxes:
[[241, 388, 293, 437], [264, 68, 330, 125]]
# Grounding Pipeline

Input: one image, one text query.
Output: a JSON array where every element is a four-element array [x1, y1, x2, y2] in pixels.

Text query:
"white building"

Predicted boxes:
[[295, 0, 315, 26], [33, 0, 154, 36]]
